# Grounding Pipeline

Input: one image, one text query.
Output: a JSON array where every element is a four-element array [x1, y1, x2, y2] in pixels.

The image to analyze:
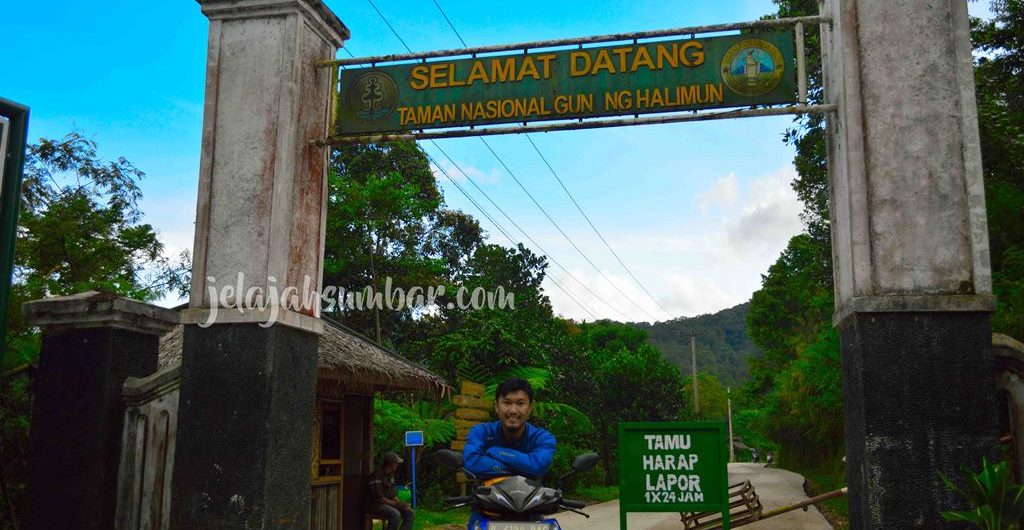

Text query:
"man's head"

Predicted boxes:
[[494, 377, 534, 436], [381, 451, 403, 473]]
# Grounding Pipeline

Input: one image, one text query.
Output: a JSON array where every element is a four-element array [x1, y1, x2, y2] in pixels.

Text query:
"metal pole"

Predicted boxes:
[[691, 334, 700, 415], [795, 22, 807, 104], [759, 487, 848, 519], [727, 389, 734, 463], [0, 98, 29, 368], [411, 446, 417, 509]]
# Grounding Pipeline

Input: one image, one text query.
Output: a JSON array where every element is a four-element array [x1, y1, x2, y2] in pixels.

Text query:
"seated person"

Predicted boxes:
[[463, 377, 556, 480], [366, 452, 414, 530]]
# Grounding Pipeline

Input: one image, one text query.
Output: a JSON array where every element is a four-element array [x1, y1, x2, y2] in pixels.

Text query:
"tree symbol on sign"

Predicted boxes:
[[361, 77, 384, 113]]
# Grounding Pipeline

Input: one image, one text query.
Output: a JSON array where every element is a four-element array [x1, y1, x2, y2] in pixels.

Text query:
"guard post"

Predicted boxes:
[[618, 422, 730, 530]]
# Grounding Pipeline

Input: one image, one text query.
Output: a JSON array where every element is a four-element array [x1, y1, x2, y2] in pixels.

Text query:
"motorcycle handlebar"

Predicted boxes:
[[561, 499, 586, 509]]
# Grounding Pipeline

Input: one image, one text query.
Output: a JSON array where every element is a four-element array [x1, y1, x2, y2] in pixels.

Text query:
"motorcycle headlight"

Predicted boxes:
[[472, 522, 483, 530]]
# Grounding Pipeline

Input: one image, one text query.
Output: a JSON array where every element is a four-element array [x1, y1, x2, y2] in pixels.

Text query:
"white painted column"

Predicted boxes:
[[185, 0, 349, 333], [822, 1, 999, 527], [170, 3, 348, 529], [824, 0, 993, 317]]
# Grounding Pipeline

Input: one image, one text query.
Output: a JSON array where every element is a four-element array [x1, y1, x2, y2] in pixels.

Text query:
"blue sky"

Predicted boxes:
[[2, 1, 994, 322]]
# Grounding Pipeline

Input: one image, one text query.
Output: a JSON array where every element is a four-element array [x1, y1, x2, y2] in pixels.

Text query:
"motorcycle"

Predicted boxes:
[[437, 448, 600, 530]]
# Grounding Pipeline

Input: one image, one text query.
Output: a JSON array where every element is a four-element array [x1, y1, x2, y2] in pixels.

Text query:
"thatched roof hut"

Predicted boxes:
[[158, 317, 450, 398]]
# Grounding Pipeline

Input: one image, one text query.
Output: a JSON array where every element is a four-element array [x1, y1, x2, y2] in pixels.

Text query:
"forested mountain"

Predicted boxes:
[[630, 302, 760, 387]]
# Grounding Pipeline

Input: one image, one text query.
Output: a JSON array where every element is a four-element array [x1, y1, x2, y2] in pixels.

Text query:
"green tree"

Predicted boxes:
[[973, 0, 1024, 339], [6, 132, 189, 367], [408, 243, 559, 381], [746, 234, 833, 403], [551, 321, 691, 485], [323, 141, 483, 345], [683, 372, 729, 421]]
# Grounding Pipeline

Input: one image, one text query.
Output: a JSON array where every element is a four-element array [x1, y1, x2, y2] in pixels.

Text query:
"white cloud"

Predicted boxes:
[[541, 164, 803, 323], [723, 165, 802, 255], [696, 172, 739, 212]]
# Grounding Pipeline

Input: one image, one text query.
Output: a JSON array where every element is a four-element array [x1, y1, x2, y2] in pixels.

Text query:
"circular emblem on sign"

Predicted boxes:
[[720, 39, 785, 97], [346, 71, 399, 122]]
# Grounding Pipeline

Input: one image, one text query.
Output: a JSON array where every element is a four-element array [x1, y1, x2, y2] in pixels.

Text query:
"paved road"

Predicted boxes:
[[553, 463, 833, 530]]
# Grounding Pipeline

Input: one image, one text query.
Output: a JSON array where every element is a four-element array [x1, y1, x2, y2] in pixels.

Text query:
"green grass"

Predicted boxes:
[[790, 461, 849, 530], [412, 506, 471, 530], [572, 484, 619, 504]]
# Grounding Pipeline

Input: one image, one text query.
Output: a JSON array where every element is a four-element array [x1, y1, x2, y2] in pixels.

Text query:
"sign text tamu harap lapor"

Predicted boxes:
[[618, 422, 730, 529], [334, 32, 795, 135]]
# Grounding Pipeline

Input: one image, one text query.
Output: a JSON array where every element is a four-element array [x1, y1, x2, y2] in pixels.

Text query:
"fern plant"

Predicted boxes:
[[941, 458, 1024, 529]]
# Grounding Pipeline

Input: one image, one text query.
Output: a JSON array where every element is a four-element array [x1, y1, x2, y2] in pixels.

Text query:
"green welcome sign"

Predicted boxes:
[[618, 421, 730, 530], [334, 31, 795, 135]]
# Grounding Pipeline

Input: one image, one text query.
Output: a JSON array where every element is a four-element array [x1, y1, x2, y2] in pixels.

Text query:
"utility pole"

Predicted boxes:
[[727, 387, 734, 463], [691, 333, 699, 415]]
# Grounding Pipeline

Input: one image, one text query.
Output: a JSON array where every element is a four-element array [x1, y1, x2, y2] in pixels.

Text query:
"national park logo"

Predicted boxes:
[[346, 71, 399, 122], [720, 39, 785, 97]]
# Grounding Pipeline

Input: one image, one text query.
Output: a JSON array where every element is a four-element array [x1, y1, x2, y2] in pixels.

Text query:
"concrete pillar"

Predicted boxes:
[[20, 291, 179, 530], [822, 0, 998, 527], [169, 1, 347, 529]]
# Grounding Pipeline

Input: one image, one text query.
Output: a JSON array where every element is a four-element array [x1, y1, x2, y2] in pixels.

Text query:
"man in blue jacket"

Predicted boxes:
[[463, 377, 556, 480]]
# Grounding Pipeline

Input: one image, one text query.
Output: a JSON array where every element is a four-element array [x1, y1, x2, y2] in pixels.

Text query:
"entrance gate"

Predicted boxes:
[[165, 1, 997, 529]]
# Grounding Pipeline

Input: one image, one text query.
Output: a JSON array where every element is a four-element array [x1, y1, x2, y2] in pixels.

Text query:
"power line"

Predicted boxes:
[[523, 134, 675, 319], [430, 0, 468, 47], [478, 137, 659, 321], [365, 0, 647, 320], [426, 154, 598, 320], [338, 43, 598, 320], [366, 0, 414, 53], [424, 1, 668, 321], [428, 141, 630, 320]]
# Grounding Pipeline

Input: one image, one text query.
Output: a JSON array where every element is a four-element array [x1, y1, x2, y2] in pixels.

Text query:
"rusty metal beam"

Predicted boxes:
[[315, 104, 837, 145], [317, 15, 832, 68], [759, 487, 848, 520]]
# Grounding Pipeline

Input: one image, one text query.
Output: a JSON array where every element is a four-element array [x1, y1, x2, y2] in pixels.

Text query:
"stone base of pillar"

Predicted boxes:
[[24, 327, 161, 530], [21, 291, 178, 530], [170, 323, 318, 529], [840, 312, 998, 529]]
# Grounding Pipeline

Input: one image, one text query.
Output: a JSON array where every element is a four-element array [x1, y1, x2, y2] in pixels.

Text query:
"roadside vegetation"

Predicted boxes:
[[737, 1, 1024, 527]]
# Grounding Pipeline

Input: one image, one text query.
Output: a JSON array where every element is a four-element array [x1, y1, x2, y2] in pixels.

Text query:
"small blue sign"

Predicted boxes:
[[405, 431, 424, 447]]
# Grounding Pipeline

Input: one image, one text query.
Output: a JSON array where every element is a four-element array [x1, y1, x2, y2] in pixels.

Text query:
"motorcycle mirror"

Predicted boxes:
[[437, 449, 464, 470], [571, 452, 600, 473], [557, 452, 601, 486]]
